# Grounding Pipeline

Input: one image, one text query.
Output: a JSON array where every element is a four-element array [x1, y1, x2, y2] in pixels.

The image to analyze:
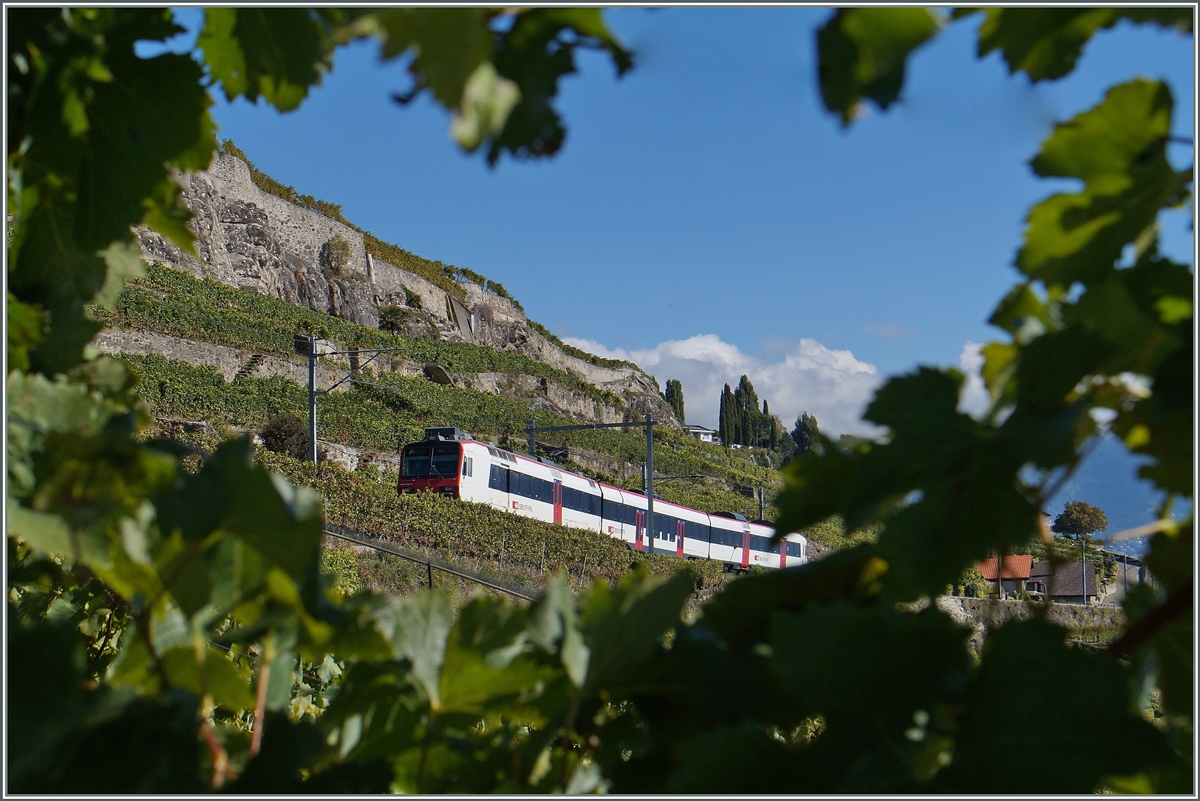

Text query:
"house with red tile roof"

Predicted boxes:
[[978, 555, 1033, 598]]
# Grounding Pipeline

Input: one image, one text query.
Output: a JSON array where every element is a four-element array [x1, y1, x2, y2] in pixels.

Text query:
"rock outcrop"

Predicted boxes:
[[135, 152, 678, 427]]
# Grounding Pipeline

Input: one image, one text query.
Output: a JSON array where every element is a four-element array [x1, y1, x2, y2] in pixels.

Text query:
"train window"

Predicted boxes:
[[461, 457, 473, 478], [430, 446, 459, 477], [402, 446, 432, 477], [489, 465, 508, 491]]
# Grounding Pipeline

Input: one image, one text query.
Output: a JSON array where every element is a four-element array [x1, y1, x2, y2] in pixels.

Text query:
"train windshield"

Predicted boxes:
[[402, 446, 432, 477], [403, 444, 461, 477], [430, 445, 460, 477]]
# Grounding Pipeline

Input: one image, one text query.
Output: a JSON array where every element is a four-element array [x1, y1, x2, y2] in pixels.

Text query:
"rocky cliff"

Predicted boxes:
[[135, 152, 678, 427]]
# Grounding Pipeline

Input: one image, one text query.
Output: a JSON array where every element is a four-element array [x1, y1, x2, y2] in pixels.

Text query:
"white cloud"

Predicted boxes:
[[562, 333, 883, 438], [957, 341, 990, 419]]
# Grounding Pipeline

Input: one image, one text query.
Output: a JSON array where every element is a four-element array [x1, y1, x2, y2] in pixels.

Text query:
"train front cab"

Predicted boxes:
[[398, 440, 463, 498], [397, 427, 489, 501]]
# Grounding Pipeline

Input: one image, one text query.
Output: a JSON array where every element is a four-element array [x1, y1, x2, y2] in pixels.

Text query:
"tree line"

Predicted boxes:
[[661, 374, 822, 460]]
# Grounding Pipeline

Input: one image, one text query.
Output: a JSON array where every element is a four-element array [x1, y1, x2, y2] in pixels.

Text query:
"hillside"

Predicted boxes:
[[99, 233, 805, 599], [135, 145, 677, 425], [93, 144, 857, 597], [96, 264, 782, 516], [98, 261, 788, 603]]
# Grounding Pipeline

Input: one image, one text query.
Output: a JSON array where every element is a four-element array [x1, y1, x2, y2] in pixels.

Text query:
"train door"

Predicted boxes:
[[635, 510, 645, 551], [741, 528, 751, 568], [676, 520, 685, 558], [553, 480, 563, 525]]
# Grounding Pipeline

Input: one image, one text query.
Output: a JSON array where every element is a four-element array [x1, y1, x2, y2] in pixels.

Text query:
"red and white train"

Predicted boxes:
[[397, 427, 807, 569]]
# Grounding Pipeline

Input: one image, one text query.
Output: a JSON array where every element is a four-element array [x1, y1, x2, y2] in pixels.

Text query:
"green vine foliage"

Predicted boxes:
[[113, 351, 776, 518], [6, 8, 1193, 794], [97, 261, 625, 408]]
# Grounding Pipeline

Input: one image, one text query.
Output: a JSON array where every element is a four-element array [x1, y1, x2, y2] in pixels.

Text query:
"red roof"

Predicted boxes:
[[979, 555, 1033, 580]]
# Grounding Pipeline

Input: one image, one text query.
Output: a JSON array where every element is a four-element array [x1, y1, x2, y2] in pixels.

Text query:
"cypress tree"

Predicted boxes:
[[792, 412, 820, 454], [663, 379, 686, 424], [718, 384, 734, 445]]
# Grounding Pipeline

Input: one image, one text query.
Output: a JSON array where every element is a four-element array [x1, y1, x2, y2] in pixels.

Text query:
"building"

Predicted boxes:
[[978, 555, 1033, 598], [977, 556, 1100, 604], [1027, 561, 1098, 605], [682, 424, 717, 443]]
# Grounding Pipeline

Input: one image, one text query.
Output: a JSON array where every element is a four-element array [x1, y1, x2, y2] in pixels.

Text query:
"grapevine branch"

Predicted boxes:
[[1108, 579, 1193, 660]]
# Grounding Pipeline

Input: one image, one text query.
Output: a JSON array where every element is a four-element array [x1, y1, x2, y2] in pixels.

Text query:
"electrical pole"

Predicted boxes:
[[646, 414, 654, 551], [523, 415, 657, 552], [307, 336, 318, 465], [1081, 536, 1087, 604]]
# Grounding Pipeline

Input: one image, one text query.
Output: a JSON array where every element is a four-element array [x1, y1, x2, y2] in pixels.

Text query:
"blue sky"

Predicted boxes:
[[160, 8, 1191, 551]]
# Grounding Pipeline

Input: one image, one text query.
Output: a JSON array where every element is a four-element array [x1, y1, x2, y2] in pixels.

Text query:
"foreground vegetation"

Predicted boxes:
[[8, 7, 1190, 795]]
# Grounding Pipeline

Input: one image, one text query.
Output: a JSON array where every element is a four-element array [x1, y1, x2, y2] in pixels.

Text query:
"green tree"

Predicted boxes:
[[791, 412, 820, 454], [260, 413, 310, 462], [718, 383, 736, 446], [319, 234, 351, 277], [377, 304, 406, 335], [663, 378, 685, 424], [1052, 501, 1110, 541], [6, 7, 1193, 795]]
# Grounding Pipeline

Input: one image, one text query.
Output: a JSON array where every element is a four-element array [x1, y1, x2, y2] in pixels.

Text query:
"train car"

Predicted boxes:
[[649, 498, 712, 559], [397, 427, 807, 572], [746, 520, 791, 569], [598, 484, 646, 550], [710, 512, 752, 567]]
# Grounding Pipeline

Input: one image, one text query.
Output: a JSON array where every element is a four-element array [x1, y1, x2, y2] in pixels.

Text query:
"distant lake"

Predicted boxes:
[[1043, 433, 1190, 557]]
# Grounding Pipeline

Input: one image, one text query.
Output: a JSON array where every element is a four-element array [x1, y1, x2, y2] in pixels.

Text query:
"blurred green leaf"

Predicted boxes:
[[527, 574, 590, 687], [487, 8, 632, 164], [156, 437, 322, 589], [198, 8, 335, 111], [8, 8, 213, 375], [774, 436, 854, 536], [769, 602, 970, 733], [698, 546, 886, 650], [578, 567, 692, 692], [6, 294, 46, 374], [942, 618, 1174, 793], [367, 8, 496, 107], [666, 722, 794, 794], [1018, 80, 1190, 288], [7, 607, 97, 791], [438, 593, 559, 716], [817, 8, 941, 125], [388, 590, 453, 707], [976, 7, 1192, 82], [159, 645, 256, 711]]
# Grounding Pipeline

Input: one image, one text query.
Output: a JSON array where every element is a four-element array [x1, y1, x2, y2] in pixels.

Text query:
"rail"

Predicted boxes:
[[322, 521, 540, 602]]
